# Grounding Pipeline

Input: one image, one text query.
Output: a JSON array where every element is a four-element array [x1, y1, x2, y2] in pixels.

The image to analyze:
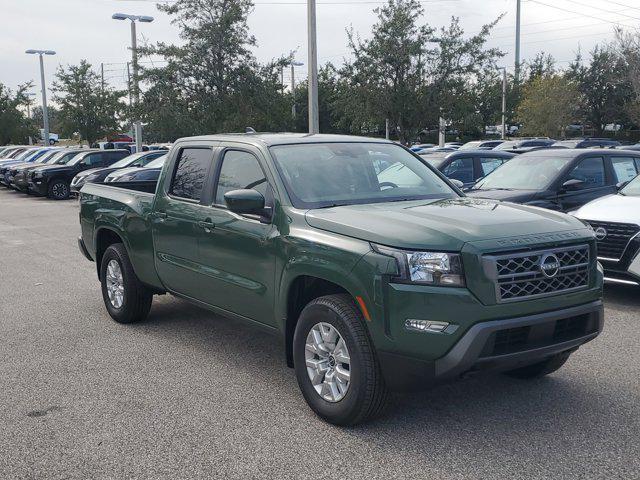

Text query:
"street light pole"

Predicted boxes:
[[307, 0, 319, 134], [500, 67, 507, 140], [25, 49, 56, 146], [112, 13, 154, 152], [515, 0, 521, 83]]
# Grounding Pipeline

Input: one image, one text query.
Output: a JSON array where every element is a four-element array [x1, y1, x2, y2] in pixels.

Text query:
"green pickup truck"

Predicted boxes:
[[78, 133, 604, 425]]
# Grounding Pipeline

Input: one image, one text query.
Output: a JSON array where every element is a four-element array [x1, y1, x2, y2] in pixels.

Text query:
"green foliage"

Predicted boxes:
[[52, 60, 124, 145], [139, 0, 291, 141], [516, 75, 580, 138], [0, 82, 36, 144]]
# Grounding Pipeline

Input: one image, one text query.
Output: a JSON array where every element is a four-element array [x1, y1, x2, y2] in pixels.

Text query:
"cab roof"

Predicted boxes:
[[176, 133, 394, 147]]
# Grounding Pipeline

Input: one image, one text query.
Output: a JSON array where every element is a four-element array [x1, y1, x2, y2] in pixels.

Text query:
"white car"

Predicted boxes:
[[573, 175, 640, 286]]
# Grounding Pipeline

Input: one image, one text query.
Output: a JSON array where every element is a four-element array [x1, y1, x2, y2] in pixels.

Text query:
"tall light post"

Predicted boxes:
[[290, 60, 303, 118], [307, 0, 319, 134], [112, 12, 154, 152], [499, 67, 507, 140], [25, 49, 56, 145]]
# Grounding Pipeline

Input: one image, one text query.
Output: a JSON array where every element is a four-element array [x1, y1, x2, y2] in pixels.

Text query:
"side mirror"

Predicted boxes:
[[224, 189, 267, 217], [450, 179, 464, 189], [562, 179, 584, 191]]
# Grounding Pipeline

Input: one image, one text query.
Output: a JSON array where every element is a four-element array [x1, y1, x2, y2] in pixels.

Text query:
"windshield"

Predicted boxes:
[[475, 154, 571, 190], [459, 141, 481, 150], [48, 150, 80, 165], [621, 174, 640, 196], [68, 152, 94, 166], [269, 143, 457, 208], [554, 140, 579, 148], [13, 149, 39, 161], [144, 155, 167, 168], [34, 150, 59, 163]]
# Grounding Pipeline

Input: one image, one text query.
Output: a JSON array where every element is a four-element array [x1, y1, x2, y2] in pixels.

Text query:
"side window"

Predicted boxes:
[[611, 156, 638, 183], [214, 150, 267, 206], [169, 148, 212, 201], [635, 158, 640, 172], [84, 153, 103, 165], [479, 157, 505, 176], [442, 158, 473, 184], [567, 157, 605, 188], [141, 152, 164, 166]]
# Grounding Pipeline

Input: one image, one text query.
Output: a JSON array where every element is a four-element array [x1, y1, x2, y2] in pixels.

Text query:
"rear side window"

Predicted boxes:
[[169, 148, 212, 201], [214, 150, 267, 205], [85, 153, 104, 165], [443, 158, 473, 184], [611, 156, 639, 183], [567, 157, 605, 187], [479, 157, 505, 176]]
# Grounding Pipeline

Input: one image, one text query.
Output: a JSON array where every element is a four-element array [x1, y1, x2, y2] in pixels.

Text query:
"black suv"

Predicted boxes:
[[553, 138, 621, 149], [29, 149, 129, 199], [419, 150, 515, 188], [466, 148, 640, 211]]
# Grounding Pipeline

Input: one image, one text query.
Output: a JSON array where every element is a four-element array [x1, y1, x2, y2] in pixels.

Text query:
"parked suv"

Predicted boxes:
[[573, 173, 640, 286], [417, 150, 515, 188], [467, 149, 640, 211], [70, 150, 166, 194], [29, 149, 129, 199], [12, 149, 84, 192], [78, 134, 603, 426]]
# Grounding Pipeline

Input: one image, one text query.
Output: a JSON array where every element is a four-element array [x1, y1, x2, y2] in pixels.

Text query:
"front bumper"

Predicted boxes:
[[378, 300, 604, 390], [28, 178, 48, 196], [599, 238, 640, 286]]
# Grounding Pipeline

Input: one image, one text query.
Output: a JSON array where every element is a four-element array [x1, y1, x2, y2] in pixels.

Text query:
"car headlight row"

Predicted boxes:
[[372, 244, 465, 287]]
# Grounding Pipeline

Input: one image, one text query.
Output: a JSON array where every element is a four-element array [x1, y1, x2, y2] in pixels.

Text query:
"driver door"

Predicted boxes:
[[557, 156, 613, 211]]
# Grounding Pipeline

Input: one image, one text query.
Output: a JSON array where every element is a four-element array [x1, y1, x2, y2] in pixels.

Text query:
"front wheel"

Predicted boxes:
[[503, 352, 571, 379], [293, 294, 389, 426], [100, 243, 153, 324], [47, 179, 70, 200]]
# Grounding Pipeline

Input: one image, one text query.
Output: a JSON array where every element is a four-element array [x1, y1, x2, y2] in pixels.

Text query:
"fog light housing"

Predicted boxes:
[[404, 319, 453, 333]]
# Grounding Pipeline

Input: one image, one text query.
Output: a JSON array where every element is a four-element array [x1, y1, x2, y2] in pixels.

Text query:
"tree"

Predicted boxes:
[[31, 105, 63, 135], [615, 28, 640, 128], [337, 0, 503, 143], [52, 60, 124, 145], [516, 74, 580, 138], [567, 44, 631, 134], [0, 82, 36, 144], [139, 0, 291, 140]]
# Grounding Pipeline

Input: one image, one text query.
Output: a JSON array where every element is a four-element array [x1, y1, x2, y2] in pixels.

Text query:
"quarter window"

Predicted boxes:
[[567, 157, 605, 188], [169, 148, 212, 201], [215, 150, 267, 205], [611, 156, 639, 183]]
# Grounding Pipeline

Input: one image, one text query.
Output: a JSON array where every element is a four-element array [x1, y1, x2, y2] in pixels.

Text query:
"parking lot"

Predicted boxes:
[[0, 187, 639, 479]]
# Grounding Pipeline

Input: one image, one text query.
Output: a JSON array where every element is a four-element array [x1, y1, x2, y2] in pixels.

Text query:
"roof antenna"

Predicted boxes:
[[245, 127, 257, 134]]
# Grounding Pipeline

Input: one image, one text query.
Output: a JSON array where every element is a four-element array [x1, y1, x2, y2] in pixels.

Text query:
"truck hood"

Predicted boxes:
[[305, 197, 585, 250], [573, 194, 640, 225]]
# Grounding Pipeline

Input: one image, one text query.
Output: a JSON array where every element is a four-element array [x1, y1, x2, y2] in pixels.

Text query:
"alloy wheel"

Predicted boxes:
[[51, 182, 68, 199], [105, 259, 125, 309], [305, 322, 351, 402]]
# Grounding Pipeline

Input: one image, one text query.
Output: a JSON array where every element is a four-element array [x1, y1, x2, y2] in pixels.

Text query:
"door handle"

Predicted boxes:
[[197, 220, 215, 232], [153, 211, 167, 222]]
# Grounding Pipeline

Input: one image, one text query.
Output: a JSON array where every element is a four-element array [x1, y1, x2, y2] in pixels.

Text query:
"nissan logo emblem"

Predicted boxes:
[[594, 227, 607, 241], [539, 253, 561, 278]]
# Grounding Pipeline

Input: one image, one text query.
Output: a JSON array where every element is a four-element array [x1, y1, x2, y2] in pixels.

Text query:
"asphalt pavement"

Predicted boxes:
[[0, 187, 638, 479]]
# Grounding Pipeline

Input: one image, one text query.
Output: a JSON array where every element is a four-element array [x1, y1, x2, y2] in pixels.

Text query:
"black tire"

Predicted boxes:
[[503, 352, 571, 379], [293, 294, 389, 426], [100, 243, 153, 324], [47, 179, 70, 200]]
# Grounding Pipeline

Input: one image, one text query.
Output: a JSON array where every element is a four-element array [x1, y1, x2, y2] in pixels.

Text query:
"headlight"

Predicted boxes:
[[372, 244, 465, 287]]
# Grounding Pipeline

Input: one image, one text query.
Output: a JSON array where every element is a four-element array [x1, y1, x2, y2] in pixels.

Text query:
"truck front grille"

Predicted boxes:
[[484, 244, 590, 303], [583, 220, 640, 260]]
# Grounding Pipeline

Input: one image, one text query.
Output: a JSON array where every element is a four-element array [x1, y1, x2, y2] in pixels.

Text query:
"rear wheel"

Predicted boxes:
[[100, 243, 153, 324], [48, 179, 70, 200], [503, 352, 571, 379], [293, 294, 389, 426]]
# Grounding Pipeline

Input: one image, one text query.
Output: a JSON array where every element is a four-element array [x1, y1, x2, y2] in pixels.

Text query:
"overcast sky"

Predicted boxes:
[[2, 0, 639, 95]]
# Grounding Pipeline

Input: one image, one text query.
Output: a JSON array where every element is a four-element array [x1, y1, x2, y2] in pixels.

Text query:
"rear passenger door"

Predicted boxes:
[[103, 150, 130, 166], [476, 156, 507, 182], [196, 146, 277, 326], [557, 156, 614, 211], [152, 145, 217, 298]]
